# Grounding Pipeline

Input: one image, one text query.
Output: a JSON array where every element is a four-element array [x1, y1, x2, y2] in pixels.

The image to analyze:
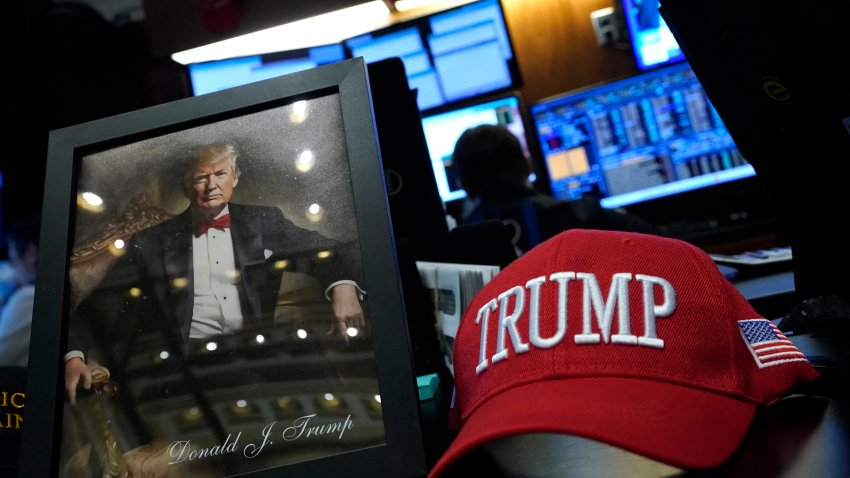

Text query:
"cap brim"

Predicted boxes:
[[429, 377, 756, 477]]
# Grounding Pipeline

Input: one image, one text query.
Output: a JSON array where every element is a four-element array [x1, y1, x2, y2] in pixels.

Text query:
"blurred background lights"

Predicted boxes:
[[82, 192, 103, 206], [109, 238, 128, 257], [295, 149, 315, 172], [77, 192, 105, 213], [296, 328, 308, 339], [306, 203, 323, 223], [172, 277, 189, 288], [290, 100, 308, 123], [182, 406, 203, 421]]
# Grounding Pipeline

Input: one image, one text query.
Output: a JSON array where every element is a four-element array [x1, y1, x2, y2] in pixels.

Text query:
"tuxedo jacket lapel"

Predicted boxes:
[[229, 204, 268, 323], [160, 211, 193, 342]]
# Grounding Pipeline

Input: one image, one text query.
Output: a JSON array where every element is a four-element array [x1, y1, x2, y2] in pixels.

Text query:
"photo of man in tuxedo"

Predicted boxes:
[[47, 89, 396, 478], [64, 143, 366, 404]]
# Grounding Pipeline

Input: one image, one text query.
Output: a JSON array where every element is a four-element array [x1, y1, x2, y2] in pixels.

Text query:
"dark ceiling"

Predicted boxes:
[[1, 0, 395, 227]]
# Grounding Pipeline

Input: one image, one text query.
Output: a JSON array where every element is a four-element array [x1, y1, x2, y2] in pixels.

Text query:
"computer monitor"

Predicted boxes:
[[421, 93, 530, 203], [344, 0, 520, 112], [531, 61, 755, 210], [187, 44, 346, 95], [621, 0, 686, 71]]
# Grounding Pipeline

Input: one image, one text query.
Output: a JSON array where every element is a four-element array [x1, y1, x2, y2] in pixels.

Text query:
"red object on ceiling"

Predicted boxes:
[[198, 0, 243, 34]]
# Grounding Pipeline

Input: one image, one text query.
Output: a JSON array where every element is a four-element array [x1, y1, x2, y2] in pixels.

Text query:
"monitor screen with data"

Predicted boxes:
[[531, 62, 754, 209], [344, 0, 520, 112]]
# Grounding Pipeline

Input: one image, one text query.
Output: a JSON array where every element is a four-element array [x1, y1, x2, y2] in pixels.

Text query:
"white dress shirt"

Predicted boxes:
[[189, 207, 244, 339]]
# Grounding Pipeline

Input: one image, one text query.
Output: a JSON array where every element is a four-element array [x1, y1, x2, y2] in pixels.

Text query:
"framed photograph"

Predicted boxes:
[[22, 58, 426, 477]]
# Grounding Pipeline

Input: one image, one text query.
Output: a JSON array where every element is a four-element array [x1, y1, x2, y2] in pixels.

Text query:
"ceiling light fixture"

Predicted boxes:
[[171, 1, 392, 65]]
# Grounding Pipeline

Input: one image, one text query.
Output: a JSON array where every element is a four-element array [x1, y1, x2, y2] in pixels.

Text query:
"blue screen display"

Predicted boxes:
[[531, 62, 754, 208], [621, 0, 686, 71], [188, 44, 346, 96]]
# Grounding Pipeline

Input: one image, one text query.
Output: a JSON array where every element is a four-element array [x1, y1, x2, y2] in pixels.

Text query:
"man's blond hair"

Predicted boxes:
[[183, 143, 241, 187]]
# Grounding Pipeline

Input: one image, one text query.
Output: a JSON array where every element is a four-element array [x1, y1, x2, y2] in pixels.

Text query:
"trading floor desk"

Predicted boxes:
[[420, 269, 850, 478]]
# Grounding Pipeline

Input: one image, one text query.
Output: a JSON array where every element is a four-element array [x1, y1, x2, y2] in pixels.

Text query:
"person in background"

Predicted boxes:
[[0, 214, 40, 367], [453, 124, 655, 253]]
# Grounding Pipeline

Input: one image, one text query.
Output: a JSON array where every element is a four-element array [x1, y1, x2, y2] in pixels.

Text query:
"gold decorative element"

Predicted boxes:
[[90, 365, 111, 388], [69, 194, 174, 309], [71, 194, 173, 264]]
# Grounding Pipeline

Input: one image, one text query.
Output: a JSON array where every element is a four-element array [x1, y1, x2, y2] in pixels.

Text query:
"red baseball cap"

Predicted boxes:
[[429, 229, 818, 476]]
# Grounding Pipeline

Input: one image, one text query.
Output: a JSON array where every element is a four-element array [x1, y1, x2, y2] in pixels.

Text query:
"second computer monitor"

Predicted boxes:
[[531, 61, 754, 209], [421, 93, 530, 203], [187, 44, 347, 96], [344, 0, 520, 112], [621, 0, 686, 70]]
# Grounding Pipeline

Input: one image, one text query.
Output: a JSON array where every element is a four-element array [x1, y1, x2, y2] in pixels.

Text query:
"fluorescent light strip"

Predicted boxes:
[[394, 0, 443, 11], [172, 0, 479, 65], [172, 1, 392, 65]]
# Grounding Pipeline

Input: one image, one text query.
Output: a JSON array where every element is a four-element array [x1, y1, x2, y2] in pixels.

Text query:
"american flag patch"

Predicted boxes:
[[738, 319, 808, 368]]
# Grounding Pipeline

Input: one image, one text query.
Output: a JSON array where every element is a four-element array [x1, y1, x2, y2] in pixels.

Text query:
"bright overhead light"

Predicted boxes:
[[295, 150, 315, 172], [306, 203, 324, 223], [81, 192, 103, 206], [394, 0, 440, 12], [172, 1, 392, 65], [290, 100, 308, 124], [77, 192, 105, 212], [393, 0, 476, 15]]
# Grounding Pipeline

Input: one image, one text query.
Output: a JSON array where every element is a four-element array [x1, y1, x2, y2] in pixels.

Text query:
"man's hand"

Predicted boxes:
[[65, 357, 92, 406], [329, 284, 365, 343]]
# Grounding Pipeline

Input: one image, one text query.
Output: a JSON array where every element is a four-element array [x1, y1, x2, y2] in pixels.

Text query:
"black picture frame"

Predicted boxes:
[[22, 58, 426, 477]]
